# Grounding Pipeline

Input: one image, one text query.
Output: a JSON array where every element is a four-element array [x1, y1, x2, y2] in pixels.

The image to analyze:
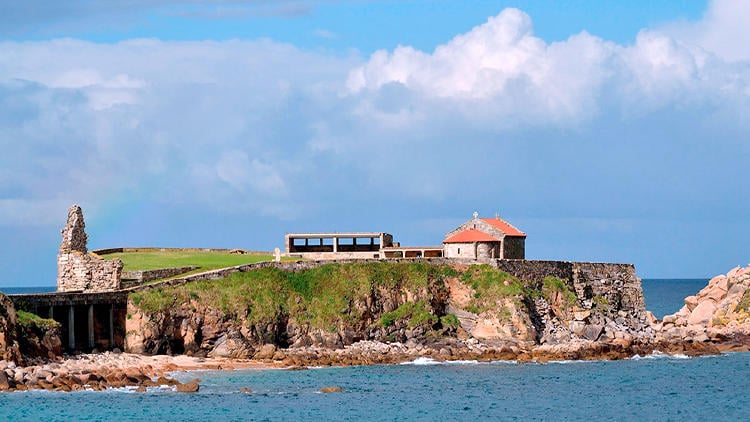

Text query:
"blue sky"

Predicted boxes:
[[1, 0, 749, 286]]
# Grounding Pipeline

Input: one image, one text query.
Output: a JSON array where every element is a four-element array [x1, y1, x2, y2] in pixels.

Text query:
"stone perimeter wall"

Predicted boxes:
[[121, 266, 199, 286]]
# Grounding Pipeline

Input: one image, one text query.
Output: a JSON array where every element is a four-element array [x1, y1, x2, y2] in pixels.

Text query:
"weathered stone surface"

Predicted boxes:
[[57, 205, 123, 292], [320, 386, 342, 393], [688, 301, 717, 327], [176, 379, 200, 393], [0, 293, 22, 364]]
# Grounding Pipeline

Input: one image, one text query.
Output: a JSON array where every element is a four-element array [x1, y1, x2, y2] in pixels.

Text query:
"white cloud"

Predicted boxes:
[[1, 4, 749, 231], [216, 151, 287, 196], [663, 0, 750, 63]]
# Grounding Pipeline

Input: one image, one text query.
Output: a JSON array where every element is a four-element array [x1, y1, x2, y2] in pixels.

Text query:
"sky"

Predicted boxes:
[[1, 0, 749, 286]]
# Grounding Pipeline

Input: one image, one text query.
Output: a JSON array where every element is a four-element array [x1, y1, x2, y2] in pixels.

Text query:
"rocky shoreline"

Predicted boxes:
[[2, 263, 750, 393], [1, 335, 743, 393], [0, 352, 276, 393]]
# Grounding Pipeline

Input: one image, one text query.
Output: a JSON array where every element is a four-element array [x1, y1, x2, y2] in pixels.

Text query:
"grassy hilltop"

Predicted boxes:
[[103, 250, 277, 272]]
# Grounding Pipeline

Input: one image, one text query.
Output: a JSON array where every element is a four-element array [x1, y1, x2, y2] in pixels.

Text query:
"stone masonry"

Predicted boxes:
[[57, 205, 123, 292]]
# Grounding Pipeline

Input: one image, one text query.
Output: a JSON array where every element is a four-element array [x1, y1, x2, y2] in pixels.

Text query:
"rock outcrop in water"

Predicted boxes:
[[655, 264, 750, 349]]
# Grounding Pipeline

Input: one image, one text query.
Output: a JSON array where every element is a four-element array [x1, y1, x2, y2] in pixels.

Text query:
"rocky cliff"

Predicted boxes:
[[0, 292, 61, 364], [124, 260, 653, 361]]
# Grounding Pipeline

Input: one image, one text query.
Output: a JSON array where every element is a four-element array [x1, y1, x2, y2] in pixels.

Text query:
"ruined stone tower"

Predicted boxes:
[[57, 205, 123, 292], [60, 205, 88, 254]]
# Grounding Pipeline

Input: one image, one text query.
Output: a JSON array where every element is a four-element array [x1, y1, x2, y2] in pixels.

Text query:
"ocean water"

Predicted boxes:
[[641, 278, 707, 318], [3, 278, 748, 421]]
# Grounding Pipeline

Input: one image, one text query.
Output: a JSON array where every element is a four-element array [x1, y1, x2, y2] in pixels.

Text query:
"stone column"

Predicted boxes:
[[109, 305, 114, 349], [68, 305, 75, 350], [333, 237, 338, 253], [88, 304, 94, 350]]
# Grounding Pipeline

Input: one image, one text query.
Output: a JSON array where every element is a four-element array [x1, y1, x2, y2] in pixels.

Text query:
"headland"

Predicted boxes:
[[0, 205, 748, 393]]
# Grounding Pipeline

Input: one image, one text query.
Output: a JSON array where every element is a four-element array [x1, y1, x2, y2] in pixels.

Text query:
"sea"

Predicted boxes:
[[3, 278, 750, 421]]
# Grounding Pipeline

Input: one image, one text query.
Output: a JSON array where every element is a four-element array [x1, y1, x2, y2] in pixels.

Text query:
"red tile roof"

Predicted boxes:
[[481, 217, 526, 237], [443, 229, 501, 244]]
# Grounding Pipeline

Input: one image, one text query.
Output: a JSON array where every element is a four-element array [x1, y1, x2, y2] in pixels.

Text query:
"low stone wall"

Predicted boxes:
[[121, 266, 199, 285], [93, 247, 271, 255]]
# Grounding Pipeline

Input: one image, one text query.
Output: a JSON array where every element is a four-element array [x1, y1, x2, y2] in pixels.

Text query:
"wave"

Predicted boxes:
[[400, 357, 518, 366], [628, 352, 689, 360]]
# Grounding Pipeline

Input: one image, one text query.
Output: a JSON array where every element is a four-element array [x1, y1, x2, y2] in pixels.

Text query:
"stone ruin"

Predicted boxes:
[[57, 205, 123, 292]]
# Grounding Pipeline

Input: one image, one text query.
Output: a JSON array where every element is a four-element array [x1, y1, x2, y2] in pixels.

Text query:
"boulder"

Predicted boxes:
[[254, 344, 277, 360], [209, 335, 254, 359], [684, 296, 699, 312], [320, 386, 342, 393], [573, 310, 590, 321], [0, 371, 9, 390], [687, 301, 717, 327], [582, 325, 603, 341], [176, 380, 200, 393]]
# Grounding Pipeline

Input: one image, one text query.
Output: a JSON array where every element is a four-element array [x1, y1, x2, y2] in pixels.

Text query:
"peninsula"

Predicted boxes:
[[0, 205, 748, 392]]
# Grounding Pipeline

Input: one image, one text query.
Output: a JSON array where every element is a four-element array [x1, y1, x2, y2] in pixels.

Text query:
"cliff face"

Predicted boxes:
[[125, 261, 649, 358], [126, 263, 453, 357], [0, 293, 22, 363], [0, 293, 61, 364], [656, 264, 750, 346]]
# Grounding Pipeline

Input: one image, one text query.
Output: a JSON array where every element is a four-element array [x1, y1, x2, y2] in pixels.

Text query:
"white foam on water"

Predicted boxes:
[[400, 357, 440, 365], [629, 352, 690, 361]]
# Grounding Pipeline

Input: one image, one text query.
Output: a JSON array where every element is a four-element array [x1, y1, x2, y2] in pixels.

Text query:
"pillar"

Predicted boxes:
[[68, 305, 75, 350], [109, 305, 114, 348], [333, 237, 338, 253], [48, 306, 54, 319], [88, 304, 95, 350]]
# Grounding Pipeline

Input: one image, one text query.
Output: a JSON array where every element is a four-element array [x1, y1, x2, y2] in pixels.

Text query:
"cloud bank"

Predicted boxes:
[[1, 0, 749, 279]]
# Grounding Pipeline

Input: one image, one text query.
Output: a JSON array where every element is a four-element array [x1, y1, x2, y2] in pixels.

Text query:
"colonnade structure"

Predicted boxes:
[[11, 291, 128, 352], [284, 231, 444, 260]]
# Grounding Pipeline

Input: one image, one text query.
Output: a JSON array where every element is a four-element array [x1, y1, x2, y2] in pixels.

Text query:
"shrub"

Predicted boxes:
[[16, 310, 59, 330], [440, 313, 460, 327], [542, 276, 577, 308], [379, 301, 437, 328]]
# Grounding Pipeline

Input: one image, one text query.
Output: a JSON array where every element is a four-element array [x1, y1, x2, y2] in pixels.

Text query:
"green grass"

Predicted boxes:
[[130, 262, 450, 331], [380, 301, 438, 328], [460, 265, 525, 314], [16, 310, 60, 330], [101, 250, 278, 272]]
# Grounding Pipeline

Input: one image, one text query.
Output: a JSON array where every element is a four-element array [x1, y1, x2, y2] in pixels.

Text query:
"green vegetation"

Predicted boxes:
[[736, 289, 750, 313], [16, 310, 60, 330], [592, 295, 610, 311], [541, 276, 578, 308], [102, 250, 278, 272], [460, 265, 525, 314], [440, 313, 460, 327], [380, 301, 438, 328], [130, 262, 449, 330]]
